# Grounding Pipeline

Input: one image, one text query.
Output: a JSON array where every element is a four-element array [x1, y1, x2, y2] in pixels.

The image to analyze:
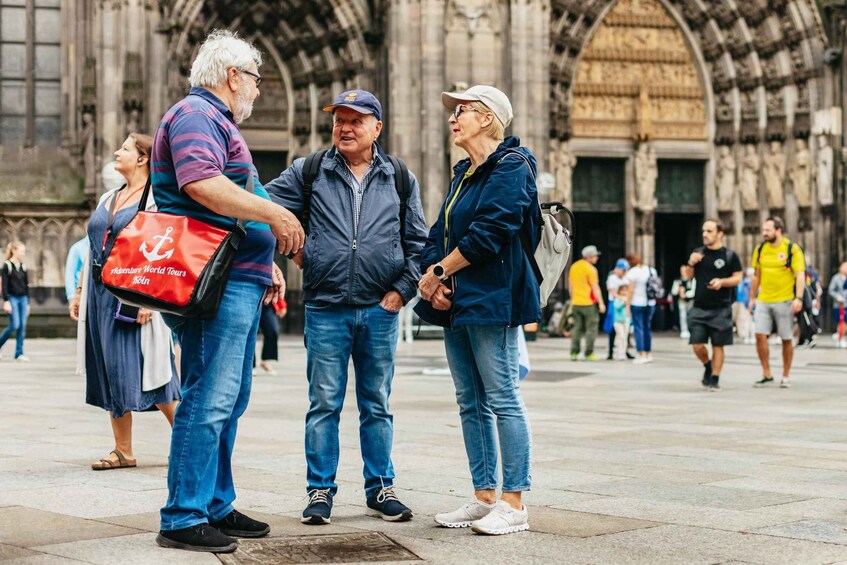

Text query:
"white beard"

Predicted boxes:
[[233, 85, 254, 124]]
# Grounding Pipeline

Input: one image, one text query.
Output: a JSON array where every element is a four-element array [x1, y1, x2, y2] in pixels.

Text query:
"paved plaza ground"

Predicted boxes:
[[2, 333, 847, 564]]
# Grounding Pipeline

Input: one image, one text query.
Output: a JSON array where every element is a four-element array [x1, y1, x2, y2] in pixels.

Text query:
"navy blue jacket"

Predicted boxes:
[[265, 144, 427, 305], [415, 137, 541, 327]]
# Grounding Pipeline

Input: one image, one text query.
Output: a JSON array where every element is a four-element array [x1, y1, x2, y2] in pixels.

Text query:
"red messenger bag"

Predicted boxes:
[[98, 176, 248, 319]]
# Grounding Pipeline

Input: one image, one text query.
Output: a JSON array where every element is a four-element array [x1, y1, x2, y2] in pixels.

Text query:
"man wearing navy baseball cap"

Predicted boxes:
[[265, 90, 427, 526]]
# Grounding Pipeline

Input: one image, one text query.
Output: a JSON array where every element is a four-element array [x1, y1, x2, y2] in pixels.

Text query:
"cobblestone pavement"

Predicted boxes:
[[1, 333, 847, 564]]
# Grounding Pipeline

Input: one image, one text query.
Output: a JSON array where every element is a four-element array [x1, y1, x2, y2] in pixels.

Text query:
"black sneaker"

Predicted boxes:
[[156, 524, 237, 553], [366, 486, 413, 522], [702, 362, 712, 388], [753, 377, 775, 388], [709, 376, 721, 392], [210, 509, 269, 538], [301, 489, 333, 524]]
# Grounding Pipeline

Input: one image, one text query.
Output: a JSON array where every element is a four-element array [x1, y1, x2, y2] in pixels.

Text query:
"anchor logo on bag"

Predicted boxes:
[[140, 226, 176, 262]]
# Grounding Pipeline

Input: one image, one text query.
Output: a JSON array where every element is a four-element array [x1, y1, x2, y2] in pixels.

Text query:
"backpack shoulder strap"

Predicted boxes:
[[387, 155, 410, 253], [300, 149, 328, 235], [755, 243, 764, 267]]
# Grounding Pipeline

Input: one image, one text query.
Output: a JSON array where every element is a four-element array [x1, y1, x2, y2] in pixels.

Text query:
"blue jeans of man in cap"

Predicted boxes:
[[159, 279, 264, 531], [304, 303, 398, 497], [443, 325, 532, 492]]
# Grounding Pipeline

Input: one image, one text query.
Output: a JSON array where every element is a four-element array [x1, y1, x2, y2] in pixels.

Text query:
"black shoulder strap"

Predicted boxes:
[[387, 155, 410, 254], [786, 241, 795, 269], [755, 243, 764, 267], [301, 149, 328, 236]]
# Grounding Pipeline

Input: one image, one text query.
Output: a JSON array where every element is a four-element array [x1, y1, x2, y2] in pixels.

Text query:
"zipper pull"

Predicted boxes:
[[352, 238, 357, 250]]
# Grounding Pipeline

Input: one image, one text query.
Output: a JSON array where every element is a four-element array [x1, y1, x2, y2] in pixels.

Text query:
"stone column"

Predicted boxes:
[[387, 0, 423, 188], [509, 0, 549, 164], [420, 0, 447, 224], [96, 0, 122, 180]]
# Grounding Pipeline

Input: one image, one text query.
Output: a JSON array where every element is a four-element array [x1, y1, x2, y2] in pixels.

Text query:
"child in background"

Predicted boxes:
[[613, 284, 632, 361]]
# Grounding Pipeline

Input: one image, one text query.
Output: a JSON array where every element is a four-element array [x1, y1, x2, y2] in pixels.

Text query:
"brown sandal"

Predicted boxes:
[[91, 449, 137, 471]]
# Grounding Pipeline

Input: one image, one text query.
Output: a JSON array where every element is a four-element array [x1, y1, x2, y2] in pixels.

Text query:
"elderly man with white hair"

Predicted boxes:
[[151, 30, 303, 553]]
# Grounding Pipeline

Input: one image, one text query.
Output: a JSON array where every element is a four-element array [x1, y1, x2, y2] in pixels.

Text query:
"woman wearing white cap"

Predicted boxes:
[[416, 85, 540, 535]]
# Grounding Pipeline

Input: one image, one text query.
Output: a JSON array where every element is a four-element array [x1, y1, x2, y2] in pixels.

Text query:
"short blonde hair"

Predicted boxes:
[[469, 101, 505, 140]]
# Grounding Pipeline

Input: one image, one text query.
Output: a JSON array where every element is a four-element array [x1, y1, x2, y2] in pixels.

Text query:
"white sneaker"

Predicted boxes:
[[15, 355, 29, 363], [470, 501, 528, 535], [644, 355, 654, 364], [840, 339, 847, 349], [633, 357, 648, 365], [780, 378, 792, 388], [680, 332, 690, 339], [435, 499, 495, 528]]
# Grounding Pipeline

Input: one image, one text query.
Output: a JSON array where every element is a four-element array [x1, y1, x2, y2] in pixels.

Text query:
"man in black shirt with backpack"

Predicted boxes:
[[686, 219, 743, 391]]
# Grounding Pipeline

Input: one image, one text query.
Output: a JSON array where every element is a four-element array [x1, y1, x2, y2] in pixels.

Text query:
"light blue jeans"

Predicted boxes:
[[159, 279, 264, 531], [304, 302, 398, 498], [0, 295, 28, 358], [443, 325, 532, 492]]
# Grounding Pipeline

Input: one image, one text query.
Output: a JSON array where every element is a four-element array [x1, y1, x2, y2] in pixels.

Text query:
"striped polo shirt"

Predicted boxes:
[[151, 87, 275, 286]]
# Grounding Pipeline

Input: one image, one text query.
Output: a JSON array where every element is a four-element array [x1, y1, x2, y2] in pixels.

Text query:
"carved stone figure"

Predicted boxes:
[[633, 143, 657, 211], [554, 140, 576, 206], [635, 83, 652, 141], [790, 138, 812, 208], [81, 111, 96, 191], [716, 145, 737, 212], [816, 135, 834, 207], [125, 109, 140, 135], [740, 144, 761, 211], [762, 140, 786, 209]]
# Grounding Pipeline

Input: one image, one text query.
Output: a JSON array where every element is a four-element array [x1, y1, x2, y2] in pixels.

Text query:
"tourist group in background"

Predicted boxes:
[[573, 214, 845, 392]]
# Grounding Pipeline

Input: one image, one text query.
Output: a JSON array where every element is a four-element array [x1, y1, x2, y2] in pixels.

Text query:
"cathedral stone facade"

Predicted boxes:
[[1, 0, 846, 334]]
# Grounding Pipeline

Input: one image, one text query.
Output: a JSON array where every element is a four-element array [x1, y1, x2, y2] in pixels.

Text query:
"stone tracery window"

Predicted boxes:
[[0, 0, 60, 146]]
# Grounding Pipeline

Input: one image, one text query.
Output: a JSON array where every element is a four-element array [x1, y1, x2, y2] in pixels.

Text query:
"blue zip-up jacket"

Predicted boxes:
[[264, 143, 427, 305], [415, 137, 542, 327]]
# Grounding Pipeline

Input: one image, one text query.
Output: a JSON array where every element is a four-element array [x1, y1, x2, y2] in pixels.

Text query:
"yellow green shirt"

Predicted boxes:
[[444, 170, 473, 250], [569, 259, 599, 306], [751, 237, 805, 303]]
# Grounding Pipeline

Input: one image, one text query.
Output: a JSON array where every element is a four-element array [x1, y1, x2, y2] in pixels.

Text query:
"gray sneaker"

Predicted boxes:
[[435, 499, 495, 528]]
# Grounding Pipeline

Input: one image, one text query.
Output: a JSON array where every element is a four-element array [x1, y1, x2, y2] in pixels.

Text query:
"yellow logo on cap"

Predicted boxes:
[[344, 92, 357, 102]]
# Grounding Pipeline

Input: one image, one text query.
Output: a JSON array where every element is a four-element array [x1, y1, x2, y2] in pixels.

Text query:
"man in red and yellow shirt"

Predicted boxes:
[[568, 245, 606, 361]]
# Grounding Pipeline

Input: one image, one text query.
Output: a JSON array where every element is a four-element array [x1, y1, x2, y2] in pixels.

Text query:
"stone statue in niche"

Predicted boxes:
[[633, 143, 657, 212], [816, 135, 834, 208], [789, 138, 812, 208], [635, 83, 652, 141], [739, 143, 761, 211], [555, 140, 576, 206], [762, 140, 786, 210], [125, 109, 140, 135], [81, 111, 96, 191], [716, 145, 737, 212]]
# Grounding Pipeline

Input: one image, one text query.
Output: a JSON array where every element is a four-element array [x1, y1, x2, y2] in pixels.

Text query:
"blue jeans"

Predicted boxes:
[[0, 295, 28, 358], [304, 303, 398, 498], [631, 305, 655, 352], [159, 280, 264, 530], [443, 325, 532, 492]]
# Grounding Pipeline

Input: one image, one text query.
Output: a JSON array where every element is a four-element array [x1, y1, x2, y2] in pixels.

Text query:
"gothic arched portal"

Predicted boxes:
[[158, 0, 376, 161]]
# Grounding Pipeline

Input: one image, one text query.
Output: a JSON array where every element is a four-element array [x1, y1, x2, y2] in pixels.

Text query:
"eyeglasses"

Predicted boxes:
[[239, 69, 262, 87], [453, 104, 481, 119]]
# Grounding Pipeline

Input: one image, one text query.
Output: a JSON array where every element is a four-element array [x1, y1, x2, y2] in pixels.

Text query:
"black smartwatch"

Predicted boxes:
[[433, 263, 448, 281]]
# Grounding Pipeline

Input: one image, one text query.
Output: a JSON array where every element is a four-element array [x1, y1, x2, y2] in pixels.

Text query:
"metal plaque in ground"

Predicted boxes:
[[217, 532, 421, 564]]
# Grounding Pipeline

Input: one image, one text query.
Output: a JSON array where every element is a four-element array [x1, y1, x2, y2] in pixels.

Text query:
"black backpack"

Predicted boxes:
[[300, 149, 411, 252]]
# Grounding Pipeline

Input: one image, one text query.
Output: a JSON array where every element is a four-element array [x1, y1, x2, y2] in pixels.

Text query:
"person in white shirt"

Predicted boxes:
[[625, 252, 657, 364]]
